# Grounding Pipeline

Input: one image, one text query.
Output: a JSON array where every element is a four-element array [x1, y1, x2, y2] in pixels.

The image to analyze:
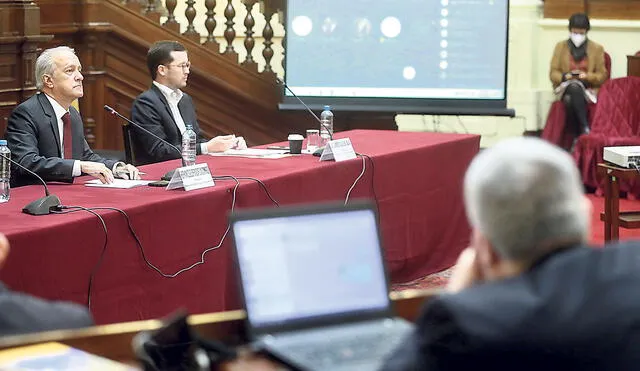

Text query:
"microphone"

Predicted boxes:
[[276, 78, 334, 143], [104, 105, 185, 181], [0, 153, 61, 215]]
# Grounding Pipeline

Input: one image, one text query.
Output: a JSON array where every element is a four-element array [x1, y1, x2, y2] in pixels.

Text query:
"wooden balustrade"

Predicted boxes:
[[122, 0, 283, 74]]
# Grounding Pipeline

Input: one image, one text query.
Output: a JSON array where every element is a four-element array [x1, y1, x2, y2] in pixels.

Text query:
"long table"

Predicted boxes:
[[0, 130, 479, 324]]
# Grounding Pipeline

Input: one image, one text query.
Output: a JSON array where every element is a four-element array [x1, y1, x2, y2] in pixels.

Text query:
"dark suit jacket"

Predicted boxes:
[[5, 92, 117, 187], [130, 84, 207, 165], [381, 242, 640, 371], [0, 282, 93, 336]]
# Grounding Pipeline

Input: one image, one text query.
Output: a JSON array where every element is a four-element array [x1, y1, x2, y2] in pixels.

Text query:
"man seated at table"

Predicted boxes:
[[0, 233, 93, 336], [381, 137, 640, 370], [130, 40, 245, 165], [5, 46, 140, 187]]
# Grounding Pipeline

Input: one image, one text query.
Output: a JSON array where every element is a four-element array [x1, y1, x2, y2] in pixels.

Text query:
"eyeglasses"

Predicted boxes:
[[165, 62, 191, 70]]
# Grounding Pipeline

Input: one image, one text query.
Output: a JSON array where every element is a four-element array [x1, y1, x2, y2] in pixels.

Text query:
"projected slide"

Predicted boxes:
[[285, 0, 508, 101]]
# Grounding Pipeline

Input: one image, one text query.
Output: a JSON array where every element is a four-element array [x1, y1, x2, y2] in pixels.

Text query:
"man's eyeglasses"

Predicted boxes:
[[166, 62, 191, 70]]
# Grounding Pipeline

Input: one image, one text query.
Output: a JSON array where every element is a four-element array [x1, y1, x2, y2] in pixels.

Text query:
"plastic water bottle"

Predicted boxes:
[[181, 124, 197, 166], [0, 140, 10, 203], [320, 105, 334, 146]]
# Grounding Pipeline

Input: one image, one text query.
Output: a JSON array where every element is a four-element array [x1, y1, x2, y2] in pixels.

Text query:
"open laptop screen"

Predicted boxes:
[[232, 207, 390, 328]]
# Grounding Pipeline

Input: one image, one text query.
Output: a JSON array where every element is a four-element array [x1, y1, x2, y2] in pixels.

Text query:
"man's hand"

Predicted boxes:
[[114, 163, 141, 180], [80, 161, 114, 184], [233, 136, 247, 150], [206, 135, 238, 153], [446, 247, 482, 293]]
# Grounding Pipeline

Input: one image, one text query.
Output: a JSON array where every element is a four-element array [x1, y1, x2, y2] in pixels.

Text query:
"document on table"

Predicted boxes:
[[208, 148, 291, 159], [85, 179, 152, 188]]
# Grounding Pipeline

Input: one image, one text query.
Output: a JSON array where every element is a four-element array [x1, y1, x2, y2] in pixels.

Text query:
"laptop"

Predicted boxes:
[[230, 202, 415, 371]]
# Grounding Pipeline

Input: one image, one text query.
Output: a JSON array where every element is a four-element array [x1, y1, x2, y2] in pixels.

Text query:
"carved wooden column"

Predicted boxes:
[[223, 0, 238, 62], [163, 0, 180, 33], [182, 0, 200, 42], [241, 0, 258, 71], [202, 0, 220, 50], [0, 0, 52, 134]]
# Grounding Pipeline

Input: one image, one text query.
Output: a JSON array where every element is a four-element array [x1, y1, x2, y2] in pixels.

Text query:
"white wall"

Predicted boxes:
[[168, 0, 640, 147]]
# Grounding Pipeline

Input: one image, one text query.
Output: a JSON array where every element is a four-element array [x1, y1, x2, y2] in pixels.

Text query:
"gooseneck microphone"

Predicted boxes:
[[103, 105, 185, 181], [0, 153, 61, 215], [276, 77, 334, 142]]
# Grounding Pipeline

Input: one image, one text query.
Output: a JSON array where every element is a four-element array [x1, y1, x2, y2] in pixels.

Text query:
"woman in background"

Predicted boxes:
[[549, 13, 607, 144]]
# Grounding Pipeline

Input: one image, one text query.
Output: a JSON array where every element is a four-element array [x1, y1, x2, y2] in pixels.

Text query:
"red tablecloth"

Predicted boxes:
[[0, 130, 479, 324]]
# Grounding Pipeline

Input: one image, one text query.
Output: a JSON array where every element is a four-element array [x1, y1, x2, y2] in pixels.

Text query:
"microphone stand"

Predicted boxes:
[[0, 153, 61, 215], [276, 78, 334, 156], [104, 105, 185, 181]]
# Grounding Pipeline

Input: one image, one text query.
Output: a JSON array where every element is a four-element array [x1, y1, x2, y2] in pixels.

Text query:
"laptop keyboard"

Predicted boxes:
[[273, 320, 411, 369]]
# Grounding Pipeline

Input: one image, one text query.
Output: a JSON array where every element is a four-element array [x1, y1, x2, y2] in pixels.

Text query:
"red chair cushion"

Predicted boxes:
[[573, 76, 640, 195]]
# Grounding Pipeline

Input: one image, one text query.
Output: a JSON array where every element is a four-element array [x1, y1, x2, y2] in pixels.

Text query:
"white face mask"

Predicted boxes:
[[570, 32, 587, 47]]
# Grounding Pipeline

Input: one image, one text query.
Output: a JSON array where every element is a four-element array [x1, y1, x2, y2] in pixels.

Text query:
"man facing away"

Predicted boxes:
[[130, 40, 244, 165], [382, 137, 640, 370], [0, 232, 93, 336], [6, 46, 140, 187]]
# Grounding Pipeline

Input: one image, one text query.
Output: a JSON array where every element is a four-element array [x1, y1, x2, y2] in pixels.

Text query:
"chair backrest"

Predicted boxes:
[[604, 51, 612, 80], [591, 76, 640, 136], [122, 124, 136, 166]]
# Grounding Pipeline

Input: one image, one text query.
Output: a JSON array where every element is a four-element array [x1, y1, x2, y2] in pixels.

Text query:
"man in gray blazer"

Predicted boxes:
[[5, 46, 139, 187], [0, 233, 93, 336]]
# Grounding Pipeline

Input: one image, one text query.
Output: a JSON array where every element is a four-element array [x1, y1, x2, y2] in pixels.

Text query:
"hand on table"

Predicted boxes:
[[80, 161, 114, 184]]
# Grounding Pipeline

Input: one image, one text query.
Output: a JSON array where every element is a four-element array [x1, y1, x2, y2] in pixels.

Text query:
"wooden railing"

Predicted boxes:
[[0, 289, 438, 365]]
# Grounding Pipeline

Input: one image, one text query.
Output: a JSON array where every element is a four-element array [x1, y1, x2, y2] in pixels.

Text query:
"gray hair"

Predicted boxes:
[[464, 137, 589, 262], [35, 46, 76, 90]]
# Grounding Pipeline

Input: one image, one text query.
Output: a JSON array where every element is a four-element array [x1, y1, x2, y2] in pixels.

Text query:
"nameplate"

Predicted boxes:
[[319, 138, 357, 162], [166, 163, 215, 191]]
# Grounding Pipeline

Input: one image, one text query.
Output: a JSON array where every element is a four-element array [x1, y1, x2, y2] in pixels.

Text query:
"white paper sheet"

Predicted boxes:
[[85, 179, 152, 188]]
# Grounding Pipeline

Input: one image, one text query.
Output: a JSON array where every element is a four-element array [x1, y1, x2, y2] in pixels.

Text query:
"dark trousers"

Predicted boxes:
[[562, 83, 590, 136]]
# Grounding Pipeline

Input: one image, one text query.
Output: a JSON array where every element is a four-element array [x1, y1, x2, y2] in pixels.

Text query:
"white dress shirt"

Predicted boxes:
[[44, 94, 122, 177], [153, 81, 208, 154], [44, 94, 82, 176]]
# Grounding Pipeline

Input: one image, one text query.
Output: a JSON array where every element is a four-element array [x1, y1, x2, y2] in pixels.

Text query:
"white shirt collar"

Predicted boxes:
[[153, 81, 183, 104], [43, 93, 69, 120]]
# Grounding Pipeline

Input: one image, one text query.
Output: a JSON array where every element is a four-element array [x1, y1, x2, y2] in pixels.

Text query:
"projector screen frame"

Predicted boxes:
[[279, 0, 514, 118]]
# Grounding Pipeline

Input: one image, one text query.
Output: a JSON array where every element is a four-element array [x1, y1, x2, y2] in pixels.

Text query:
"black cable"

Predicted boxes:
[[212, 175, 279, 207], [87, 177, 241, 278], [358, 153, 381, 220], [52, 206, 108, 310]]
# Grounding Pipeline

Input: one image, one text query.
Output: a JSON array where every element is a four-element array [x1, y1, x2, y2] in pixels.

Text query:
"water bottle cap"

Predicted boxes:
[[323, 105, 331, 110], [0, 140, 6, 146]]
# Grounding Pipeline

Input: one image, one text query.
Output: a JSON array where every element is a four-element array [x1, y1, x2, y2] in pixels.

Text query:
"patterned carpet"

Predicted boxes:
[[390, 193, 640, 293], [391, 267, 452, 292]]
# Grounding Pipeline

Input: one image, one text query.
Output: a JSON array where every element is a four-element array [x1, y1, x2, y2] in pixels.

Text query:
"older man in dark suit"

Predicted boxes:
[[6, 46, 139, 186], [0, 232, 93, 336], [130, 40, 243, 165], [381, 137, 640, 370]]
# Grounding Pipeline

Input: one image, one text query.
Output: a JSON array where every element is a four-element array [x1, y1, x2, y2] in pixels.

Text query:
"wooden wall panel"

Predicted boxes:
[[0, 0, 51, 136], [544, 0, 640, 20]]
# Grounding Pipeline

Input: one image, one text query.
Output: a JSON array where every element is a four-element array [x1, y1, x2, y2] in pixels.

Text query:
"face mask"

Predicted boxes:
[[570, 33, 587, 47]]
